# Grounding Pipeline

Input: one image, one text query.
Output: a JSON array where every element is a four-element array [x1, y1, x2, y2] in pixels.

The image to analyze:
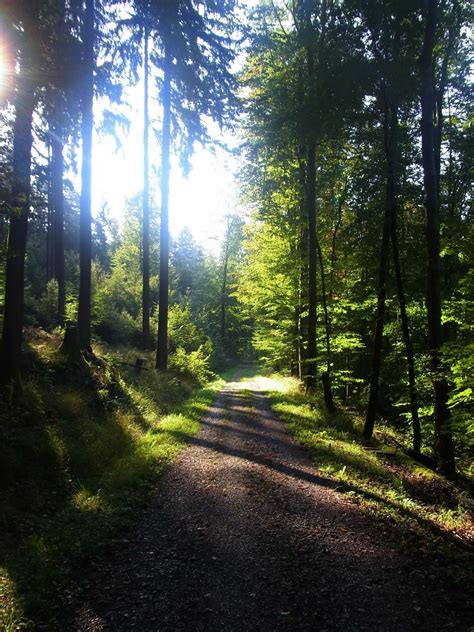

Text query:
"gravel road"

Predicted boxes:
[[71, 378, 472, 631]]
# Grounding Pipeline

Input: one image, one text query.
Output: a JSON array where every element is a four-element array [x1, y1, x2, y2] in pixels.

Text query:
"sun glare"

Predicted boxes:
[[0, 47, 11, 99], [0, 50, 5, 97], [90, 93, 239, 255]]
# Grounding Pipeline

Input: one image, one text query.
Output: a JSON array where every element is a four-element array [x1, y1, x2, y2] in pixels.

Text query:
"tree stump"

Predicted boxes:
[[58, 322, 84, 364], [135, 357, 145, 373], [321, 371, 335, 412]]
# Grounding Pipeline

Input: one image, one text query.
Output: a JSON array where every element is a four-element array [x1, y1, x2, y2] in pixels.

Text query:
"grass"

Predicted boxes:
[[265, 376, 474, 554], [0, 331, 223, 630]]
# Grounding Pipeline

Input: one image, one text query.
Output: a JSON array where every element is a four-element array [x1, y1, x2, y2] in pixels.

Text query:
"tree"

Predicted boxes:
[[220, 215, 244, 346], [419, 0, 455, 478], [47, 0, 71, 326], [77, 0, 95, 352], [154, 0, 238, 370], [142, 8, 151, 348], [0, 0, 41, 390], [155, 44, 171, 369]]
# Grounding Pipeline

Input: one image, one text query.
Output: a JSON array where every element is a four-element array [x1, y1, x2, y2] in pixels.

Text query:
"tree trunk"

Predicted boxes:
[[46, 137, 54, 282], [297, 146, 308, 381], [329, 189, 344, 303], [0, 1, 39, 390], [316, 238, 334, 411], [50, 97, 66, 325], [77, 0, 95, 352], [364, 172, 391, 441], [302, 0, 324, 393], [297, 266, 304, 381], [434, 5, 458, 196], [306, 140, 317, 391], [305, 32, 317, 392], [47, 0, 66, 325], [391, 209, 421, 453], [52, 117, 66, 326], [156, 47, 172, 370], [142, 17, 150, 348], [419, 0, 455, 479], [363, 98, 396, 441], [220, 232, 229, 345], [386, 81, 422, 453]]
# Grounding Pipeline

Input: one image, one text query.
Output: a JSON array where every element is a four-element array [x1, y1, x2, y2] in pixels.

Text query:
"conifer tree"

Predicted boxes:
[[77, 0, 95, 351], [152, 0, 237, 370], [0, 0, 42, 390]]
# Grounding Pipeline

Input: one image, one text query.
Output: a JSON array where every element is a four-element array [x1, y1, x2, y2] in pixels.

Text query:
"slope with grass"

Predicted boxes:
[[267, 376, 474, 561], [0, 330, 223, 630]]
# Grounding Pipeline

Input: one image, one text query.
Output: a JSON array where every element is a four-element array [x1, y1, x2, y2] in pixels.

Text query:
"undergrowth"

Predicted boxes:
[[0, 331, 223, 630], [265, 377, 473, 567]]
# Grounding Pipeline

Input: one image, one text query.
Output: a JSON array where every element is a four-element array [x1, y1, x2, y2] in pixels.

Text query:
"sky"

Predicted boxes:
[[91, 115, 240, 255], [89, 32, 244, 256], [0, 11, 245, 256]]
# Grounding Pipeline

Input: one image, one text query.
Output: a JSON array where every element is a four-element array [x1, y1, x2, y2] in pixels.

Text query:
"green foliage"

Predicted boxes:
[[238, 220, 299, 371], [165, 302, 214, 385], [444, 341, 474, 471], [25, 279, 59, 328], [92, 215, 143, 344], [169, 347, 212, 386], [239, 0, 473, 470], [168, 302, 210, 354]]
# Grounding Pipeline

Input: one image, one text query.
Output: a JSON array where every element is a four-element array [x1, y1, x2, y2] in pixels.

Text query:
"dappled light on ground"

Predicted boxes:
[[70, 376, 472, 631], [234, 374, 295, 393]]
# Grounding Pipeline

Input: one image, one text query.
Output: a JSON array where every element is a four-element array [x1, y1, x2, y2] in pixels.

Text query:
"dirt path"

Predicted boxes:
[[71, 378, 471, 631]]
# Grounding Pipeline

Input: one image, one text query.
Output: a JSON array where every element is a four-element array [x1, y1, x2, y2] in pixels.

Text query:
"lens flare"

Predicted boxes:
[[0, 49, 6, 99]]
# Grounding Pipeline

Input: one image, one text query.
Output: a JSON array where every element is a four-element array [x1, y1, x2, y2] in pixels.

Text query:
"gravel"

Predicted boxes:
[[69, 379, 473, 631]]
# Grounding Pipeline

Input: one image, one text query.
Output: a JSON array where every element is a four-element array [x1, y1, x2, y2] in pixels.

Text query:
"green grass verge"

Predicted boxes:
[[265, 377, 473, 565], [0, 338, 223, 630]]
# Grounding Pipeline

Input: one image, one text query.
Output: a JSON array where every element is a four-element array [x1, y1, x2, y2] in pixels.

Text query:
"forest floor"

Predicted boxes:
[[67, 375, 473, 632]]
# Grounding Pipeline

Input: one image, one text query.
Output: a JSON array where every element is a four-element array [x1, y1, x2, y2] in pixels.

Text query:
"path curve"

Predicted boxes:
[[71, 378, 471, 631]]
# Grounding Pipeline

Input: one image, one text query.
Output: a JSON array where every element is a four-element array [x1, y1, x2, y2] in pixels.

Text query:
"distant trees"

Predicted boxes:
[[220, 215, 244, 346]]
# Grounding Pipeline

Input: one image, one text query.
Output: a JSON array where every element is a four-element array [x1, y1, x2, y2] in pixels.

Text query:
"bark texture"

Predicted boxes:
[[363, 182, 391, 441], [51, 0, 66, 324], [391, 211, 421, 453]]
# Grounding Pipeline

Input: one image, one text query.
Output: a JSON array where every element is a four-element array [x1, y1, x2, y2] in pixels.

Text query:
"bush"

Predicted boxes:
[[169, 345, 213, 386], [25, 279, 58, 329]]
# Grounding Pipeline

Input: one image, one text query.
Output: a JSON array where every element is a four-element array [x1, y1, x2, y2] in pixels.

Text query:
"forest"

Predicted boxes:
[[0, 0, 473, 629]]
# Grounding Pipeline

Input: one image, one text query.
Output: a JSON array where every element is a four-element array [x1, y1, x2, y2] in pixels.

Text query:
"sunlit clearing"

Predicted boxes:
[[235, 376, 293, 393]]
